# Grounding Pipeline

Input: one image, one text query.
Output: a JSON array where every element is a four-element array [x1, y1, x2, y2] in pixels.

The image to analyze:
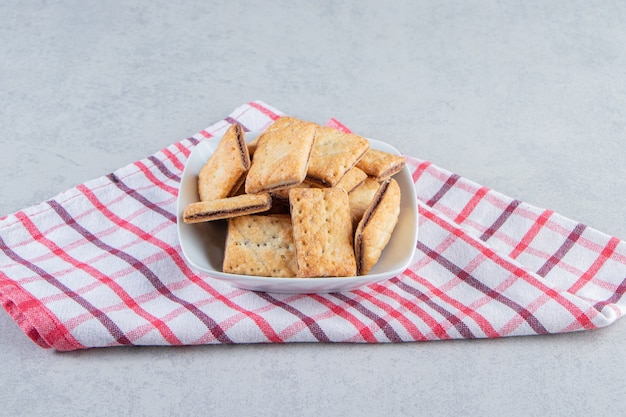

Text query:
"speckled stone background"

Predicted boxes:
[[1, 1, 625, 416]]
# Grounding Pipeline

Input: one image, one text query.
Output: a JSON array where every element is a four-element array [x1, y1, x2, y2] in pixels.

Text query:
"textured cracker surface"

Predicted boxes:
[[264, 116, 303, 132], [244, 119, 317, 193], [289, 187, 356, 277], [223, 215, 297, 277], [306, 126, 370, 187]]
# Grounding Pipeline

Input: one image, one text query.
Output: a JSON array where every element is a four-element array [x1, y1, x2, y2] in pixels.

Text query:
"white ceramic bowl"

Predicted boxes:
[[176, 131, 418, 293]]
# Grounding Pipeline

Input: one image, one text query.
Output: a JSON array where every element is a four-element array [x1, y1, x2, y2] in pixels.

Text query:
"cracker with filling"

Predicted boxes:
[[183, 192, 271, 223], [354, 179, 401, 275], [223, 214, 297, 277], [306, 126, 370, 187], [198, 123, 250, 201], [244, 119, 317, 194], [289, 188, 356, 277], [356, 149, 406, 180]]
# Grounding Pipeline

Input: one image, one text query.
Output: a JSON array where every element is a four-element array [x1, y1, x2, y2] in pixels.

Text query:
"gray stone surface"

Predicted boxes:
[[1, 1, 625, 416]]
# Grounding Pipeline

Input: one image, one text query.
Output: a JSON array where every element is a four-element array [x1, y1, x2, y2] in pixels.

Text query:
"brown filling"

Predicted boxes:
[[355, 233, 364, 275], [187, 204, 269, 221], [378, 163, 403, 179], [304, 176, 329, 187], [262, 181, 303, 192], [234, 124, 251, 169]]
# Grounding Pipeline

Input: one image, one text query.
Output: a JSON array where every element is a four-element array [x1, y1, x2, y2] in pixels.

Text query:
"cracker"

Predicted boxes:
[[223, 214, 297, 277], [246, 117, 301, 158], [354, 179, 401, 275], [306, 126, 370, 187], [183, 192, 271, 223], [264, 116, 303, 132], [197, 123, 250, 201], [244, 118, 317, 194], [289, 188, 356, 277], [348, 177, 381, 226], [335, 167, 368, 193], [356, 149, 406, 180]]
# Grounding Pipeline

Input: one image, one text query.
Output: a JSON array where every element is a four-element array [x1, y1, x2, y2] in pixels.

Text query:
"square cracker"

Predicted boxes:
[[245, 118, 317, 194], [246, 116, 298, 157], [356, 149, 406, 180], [183, 192, 271, 223], [223, 214, 297, 277], [198, 123, 250, 201], [354, 179, 401, 275], [289, 187, 356, 277], [306, 126, 370, 187]]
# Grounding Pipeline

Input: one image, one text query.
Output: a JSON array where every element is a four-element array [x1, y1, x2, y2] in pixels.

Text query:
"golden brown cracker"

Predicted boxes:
[[197, 123, 250, 201], [183, 192, 271, 223], [306, 126, 370, 187], [223, 214, 297, 277], [354, 179, 401, 275], [264, 116, 303, 132], [244, 119, 317, 194], [356, 149, 406, 180], [246, 117, 302, 158], [289, 188, 356, 277]]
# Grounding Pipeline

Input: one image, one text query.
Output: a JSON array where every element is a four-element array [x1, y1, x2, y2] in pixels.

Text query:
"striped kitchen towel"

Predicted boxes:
[[1, 100, 625, 350]]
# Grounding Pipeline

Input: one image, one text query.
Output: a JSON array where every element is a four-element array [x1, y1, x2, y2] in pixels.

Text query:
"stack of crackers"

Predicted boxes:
[[183, 117, 405, 278]]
